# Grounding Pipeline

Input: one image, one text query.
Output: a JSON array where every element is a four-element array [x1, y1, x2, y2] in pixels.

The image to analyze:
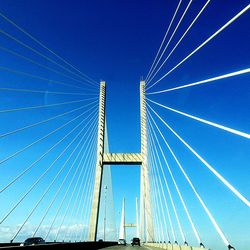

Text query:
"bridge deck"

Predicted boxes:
[[105, 244, 208, 250]]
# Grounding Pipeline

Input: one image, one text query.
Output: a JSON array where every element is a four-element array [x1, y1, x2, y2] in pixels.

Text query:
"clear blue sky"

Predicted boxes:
[[0, 0, 249, 249]]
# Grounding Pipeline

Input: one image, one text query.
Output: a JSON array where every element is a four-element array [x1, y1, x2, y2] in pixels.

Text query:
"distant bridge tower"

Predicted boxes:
[[118, 198, 139, 241], [88, 81, 154, 242], [119, 198, 126, 240]]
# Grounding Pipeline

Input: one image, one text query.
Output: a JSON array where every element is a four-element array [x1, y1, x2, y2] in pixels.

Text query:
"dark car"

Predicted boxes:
[[131, 237, 140, 246], [20, 237, 45, 246]]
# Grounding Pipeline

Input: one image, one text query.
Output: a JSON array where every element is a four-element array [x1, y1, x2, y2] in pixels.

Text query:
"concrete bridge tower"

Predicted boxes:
[[88, 81, 154, 242]]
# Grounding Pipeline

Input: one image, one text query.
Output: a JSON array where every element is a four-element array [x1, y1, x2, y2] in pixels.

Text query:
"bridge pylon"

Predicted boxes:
[[88, 80, 154, 242], [140, 81, 154, 242], [88, 81, 106, 241]]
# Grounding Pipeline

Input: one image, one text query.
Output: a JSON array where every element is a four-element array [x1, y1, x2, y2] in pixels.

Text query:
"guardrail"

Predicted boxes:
[[144, 242, 209, 250]]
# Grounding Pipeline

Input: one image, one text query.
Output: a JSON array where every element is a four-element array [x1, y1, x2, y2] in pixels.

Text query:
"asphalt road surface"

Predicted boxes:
[[105, 245, 158, 250]]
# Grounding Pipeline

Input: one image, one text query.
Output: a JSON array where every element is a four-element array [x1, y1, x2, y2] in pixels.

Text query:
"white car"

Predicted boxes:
[[118, 239, 126, 245]]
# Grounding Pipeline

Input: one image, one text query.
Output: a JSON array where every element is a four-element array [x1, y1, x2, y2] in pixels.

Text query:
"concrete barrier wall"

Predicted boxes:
[[0, 243, 21, 247], [0, 241, 118, 249], [144, 243, 209, 250]]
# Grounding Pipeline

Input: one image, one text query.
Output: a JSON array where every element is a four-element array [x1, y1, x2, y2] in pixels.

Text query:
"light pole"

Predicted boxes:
[[104, 185, 108, 241]]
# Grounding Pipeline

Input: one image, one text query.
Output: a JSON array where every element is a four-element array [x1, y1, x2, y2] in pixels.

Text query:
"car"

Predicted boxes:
[[131, 237, 140, 246], [20, 237, 45, 246], [118, 239, 126, 245]]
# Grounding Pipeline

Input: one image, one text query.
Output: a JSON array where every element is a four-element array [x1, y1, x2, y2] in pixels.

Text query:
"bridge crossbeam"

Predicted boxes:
[[103, 153, 142, 165], [124, 223, 137, 227]]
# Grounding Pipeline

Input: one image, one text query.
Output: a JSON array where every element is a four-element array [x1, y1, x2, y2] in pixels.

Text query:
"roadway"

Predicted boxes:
[[105, 245, 157, 250]]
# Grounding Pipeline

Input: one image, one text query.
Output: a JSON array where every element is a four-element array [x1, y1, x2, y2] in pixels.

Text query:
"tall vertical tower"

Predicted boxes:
[[88, 81, 106, 241], [119, 198, 126, 240], [88, 80, 154, 242], [140, 81, 154, 242]]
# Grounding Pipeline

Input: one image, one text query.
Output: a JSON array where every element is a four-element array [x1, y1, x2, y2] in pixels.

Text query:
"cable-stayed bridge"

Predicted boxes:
[[0, 1, 249, 250]]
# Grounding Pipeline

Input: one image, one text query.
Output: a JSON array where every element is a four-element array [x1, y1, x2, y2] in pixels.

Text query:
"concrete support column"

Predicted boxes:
[[88, 81, 106, 241], [136, 197, 139, 238], [140, 81, 154, 242], [119, 198, 126, 240]]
